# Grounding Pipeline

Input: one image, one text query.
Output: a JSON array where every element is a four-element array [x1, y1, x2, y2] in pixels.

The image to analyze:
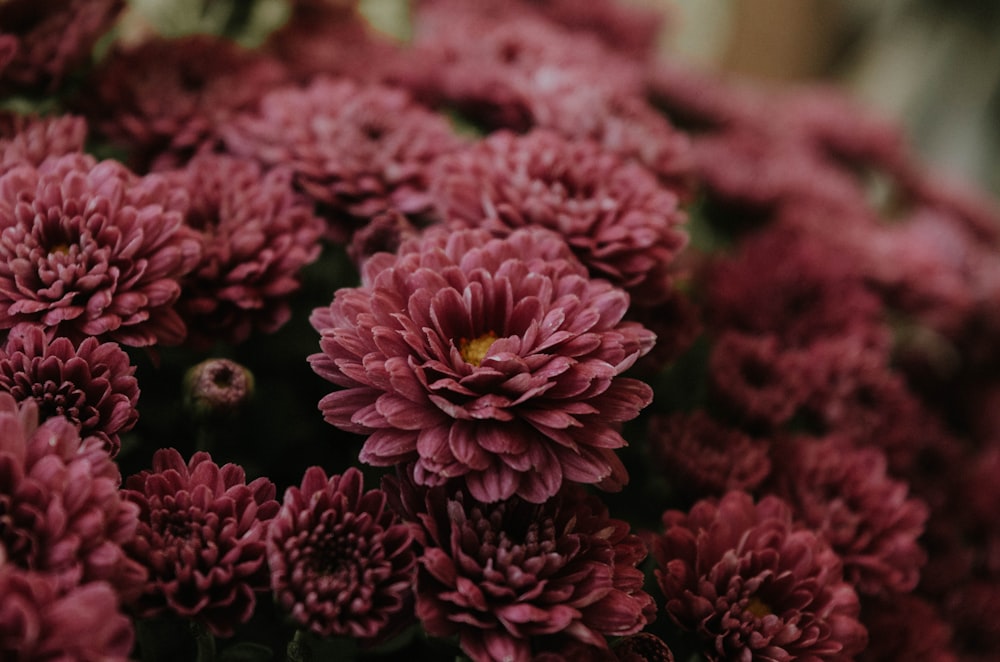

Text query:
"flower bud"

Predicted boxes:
[[184, 358, 255, 418]]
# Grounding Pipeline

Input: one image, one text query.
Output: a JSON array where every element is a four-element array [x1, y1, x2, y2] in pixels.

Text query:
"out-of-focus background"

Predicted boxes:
[[123, 0, 1000, 196]]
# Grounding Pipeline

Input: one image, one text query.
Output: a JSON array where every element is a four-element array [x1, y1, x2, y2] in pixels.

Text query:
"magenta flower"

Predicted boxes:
[[0, 392, 144, 599], [267, 466, 416, 641], [122, 448, 280, 637], [767, 436, 929, 596], [169, 153, 324, 348], [220, 77, 462, 241], [0, 112, 87, 174], [0, 153, 202, 346], [431, 129, 687, 305], [654, 491, 868, 662], [0, 323, 139, 455], [309, 227, 655, 503], [0, 564, 134, 662], [410, 481, 654, 661]]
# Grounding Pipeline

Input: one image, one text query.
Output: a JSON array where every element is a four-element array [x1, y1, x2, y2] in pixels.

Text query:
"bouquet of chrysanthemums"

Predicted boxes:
[[3, 0, 1000, 660]]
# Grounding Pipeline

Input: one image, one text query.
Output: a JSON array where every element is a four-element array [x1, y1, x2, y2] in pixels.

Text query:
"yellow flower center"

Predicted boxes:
[[50, 243, 71, 256], [746, 596, 772, 618], [459, 332, 497, 367]]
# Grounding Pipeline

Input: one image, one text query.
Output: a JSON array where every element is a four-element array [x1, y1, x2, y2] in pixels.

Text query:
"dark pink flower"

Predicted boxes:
[[122, 448, 280, 637], [168, 153, 324, 348], [0, 112, 87, 174], [0, 393, 144, 598], [0, 323, 138, 455], [79, 34, 287, 170], [310, 227, 655, 503], [0, 153, 203, 346], [767, 436, 929, 596], [859, 594, 956, 662], [220, 77, 462, 242], [410, 481, 654, 661], [523, 0, 666, 60], [648, 410, 771, 498], [0, 564, 133, 662], [431, 129, 687, 305], [653, 491, 868, 662], [613, 633, 676, 662], [267, 466, 416, 641], [0, 0, 123, 94]]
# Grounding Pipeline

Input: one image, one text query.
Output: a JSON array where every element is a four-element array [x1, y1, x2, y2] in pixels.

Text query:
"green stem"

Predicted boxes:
[[286, 630, 308, 662], [193, 622, 216, 662]]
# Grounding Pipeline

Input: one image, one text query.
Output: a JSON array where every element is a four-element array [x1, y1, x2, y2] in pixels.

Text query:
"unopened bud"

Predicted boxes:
[[184, 358, 255, 418]]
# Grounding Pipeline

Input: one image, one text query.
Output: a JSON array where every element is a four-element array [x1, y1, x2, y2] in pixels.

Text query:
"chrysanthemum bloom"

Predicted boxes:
[[0, 153, 202, 346], [653, 491, 868, 662], [0, 564, 134, 662], [0, 323, 138, 455], [859, 594, 957, 662], [309, 227, 655, 503], [220, 77, 462, 241], [0, 392, 144, 598], [0, 0, 123, 94], [0, 112, 87, 174], [79, 34, 287, 170], [768, 436, 929, 596], [431, 130, 687, 306], [169, 153, 324, 348], [412, 482, 654, 661], [647, 411, 771, 497], [267, 466, 416, 641], [122, 448, 280, 637], [613, 632, 676, 662]]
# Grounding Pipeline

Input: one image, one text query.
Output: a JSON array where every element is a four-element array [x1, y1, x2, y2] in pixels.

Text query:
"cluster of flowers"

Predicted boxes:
[[2, 0, 999, 660]]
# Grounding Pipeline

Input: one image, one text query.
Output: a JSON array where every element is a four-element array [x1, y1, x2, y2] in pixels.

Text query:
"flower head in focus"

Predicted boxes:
[[654, 490, 868, 662], [310, 226, 655, 503], [122, 448, 279, 636], [267, 466, 416, 641], [0, 153, 202, 346], [0, 323, 139, 455]]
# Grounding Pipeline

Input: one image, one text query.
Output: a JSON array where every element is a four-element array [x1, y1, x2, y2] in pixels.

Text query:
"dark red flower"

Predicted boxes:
[[411, 482, 654, 661], [310, 227, 655, 503], [860, 594, 956, 662], [0, 393, 144, 598], [767, 436, 929, 596], [122, 448, 280, 636], [0, 323, 139, 455], [0, 153, 203, 346], [0, 564, 134, 662], [654, 491, 868, 662], [220, 77, 462, 242], [0, 112, 87, 174], [169, 152, 324, 348], [266, 466, 416, 641], [431, 129, 687, 305]]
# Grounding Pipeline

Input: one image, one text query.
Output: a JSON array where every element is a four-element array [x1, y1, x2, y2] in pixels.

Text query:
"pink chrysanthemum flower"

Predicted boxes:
[[860, 594, 957, 662], [767, 436, 929, 596], [309, 227, 655, 503], [168, 153, 324, 348], [80, 34, 287, 170], [0, 392, 144, 598], [0, 153, 202, 346], [0, 564, 134, 662], [409, 481, 654, 662], [122, 448, 280, 637], [0, 112, 87, 174], [220, 77, 462, 241], [266, 466, 416, 641], [0, 0, 124, 94], [0, 323, 138, 455], [653, 491, 868, 662], [431, 129, 687, 305]]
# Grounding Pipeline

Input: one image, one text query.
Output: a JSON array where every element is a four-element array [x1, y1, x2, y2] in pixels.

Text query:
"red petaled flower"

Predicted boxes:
[[431, 129, 687, 305], [410, 481, 655, 662], [309, 227, 655, 503], [0, 323, 139, 455], [219, 77, 462, 242], [122, 448, 280, 636], [0, 112, 87, 175], [0, 392, 144, 598], [653, 490, 868, 662], [169, 153, 324, 348], [0, 153, 202, 346], [267, 466, 416, 641], [0, 564, 134, 662]]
